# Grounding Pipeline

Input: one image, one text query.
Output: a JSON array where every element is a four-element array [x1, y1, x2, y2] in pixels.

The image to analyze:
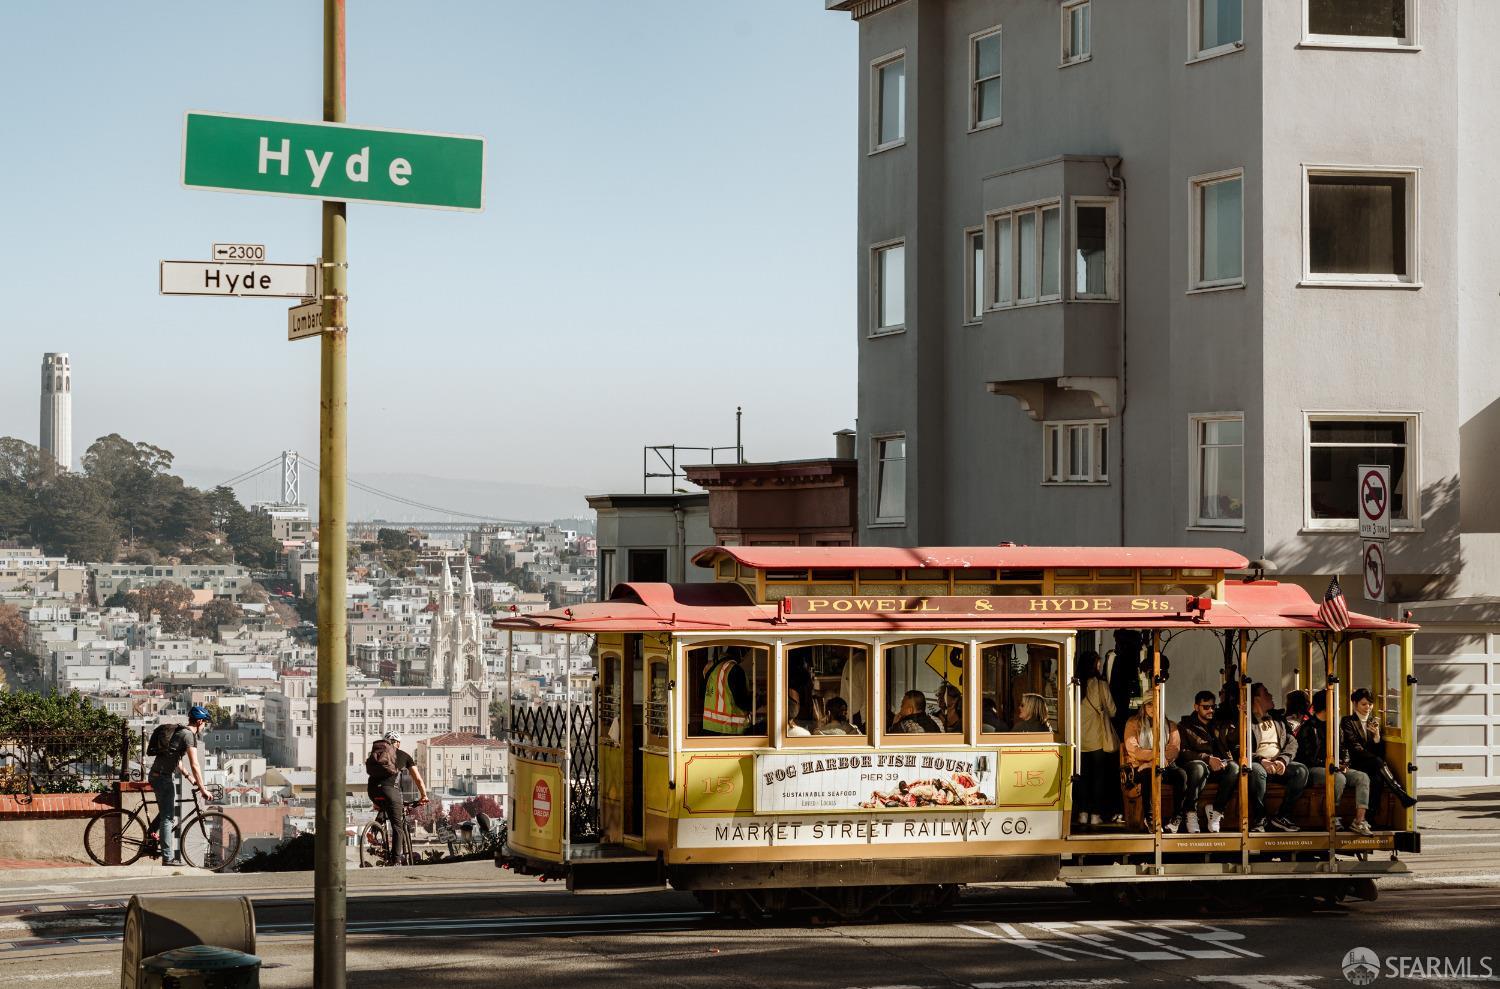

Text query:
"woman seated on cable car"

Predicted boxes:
[[1012, 693, 1052, 733]]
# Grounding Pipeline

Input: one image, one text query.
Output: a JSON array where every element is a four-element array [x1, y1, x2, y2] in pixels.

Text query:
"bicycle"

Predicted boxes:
[[83, 782, 242, 872], [359, 796, 424, 867]]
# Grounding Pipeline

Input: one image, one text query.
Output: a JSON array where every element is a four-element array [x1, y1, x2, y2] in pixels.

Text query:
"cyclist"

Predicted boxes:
[[147, 705, 213, 866], [366, 731, 428, 864]]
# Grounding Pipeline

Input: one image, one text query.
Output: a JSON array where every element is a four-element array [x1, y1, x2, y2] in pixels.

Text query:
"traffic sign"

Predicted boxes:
[[1357, 464, 1392, 539], [213, 243, 266, 262], [160, 260, 316, 298], [1362, 540, 1387, 603], [288, 300, 323, 341], [182, 111, 485, 211]]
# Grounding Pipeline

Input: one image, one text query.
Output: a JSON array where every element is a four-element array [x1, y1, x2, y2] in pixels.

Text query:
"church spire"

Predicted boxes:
[[439, 555, 454, 615]]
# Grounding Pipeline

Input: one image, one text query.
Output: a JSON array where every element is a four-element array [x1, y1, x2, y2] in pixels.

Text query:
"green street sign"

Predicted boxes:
[[182, 111, 484, 212]]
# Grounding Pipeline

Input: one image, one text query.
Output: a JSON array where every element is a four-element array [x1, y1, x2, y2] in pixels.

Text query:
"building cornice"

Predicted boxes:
[[826, 0, 907, 19]]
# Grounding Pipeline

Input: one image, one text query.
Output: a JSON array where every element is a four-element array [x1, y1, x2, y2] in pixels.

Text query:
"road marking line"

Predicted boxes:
[[957, 924, 1091, 961], [1033, 921, 1185, 961], [0, 970, 113, 983], [1081, 920, 1237, 960], [1192, 977, 1323, 988]]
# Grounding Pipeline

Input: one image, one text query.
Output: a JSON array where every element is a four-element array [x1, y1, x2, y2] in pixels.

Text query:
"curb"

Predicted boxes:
[[0, 863, 210, 883]]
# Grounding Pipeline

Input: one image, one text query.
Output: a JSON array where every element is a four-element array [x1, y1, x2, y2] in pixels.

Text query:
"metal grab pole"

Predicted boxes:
[[506, 628, 514, 828], [1151, 631, 1163, 874], [314, 2, 349, 986], [563, 632, 573, 862]]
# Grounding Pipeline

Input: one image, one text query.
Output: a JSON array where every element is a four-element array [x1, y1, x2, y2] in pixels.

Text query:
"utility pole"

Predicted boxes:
[[314, 0, 350, 986]]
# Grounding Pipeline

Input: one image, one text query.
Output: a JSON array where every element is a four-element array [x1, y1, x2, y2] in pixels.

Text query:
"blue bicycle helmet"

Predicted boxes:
[[188, 704, 212, 724]]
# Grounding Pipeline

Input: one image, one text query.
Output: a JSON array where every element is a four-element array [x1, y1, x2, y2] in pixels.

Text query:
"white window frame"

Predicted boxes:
[[1300, 165, 1421, 288], [1189, 413, 1246, 530], [963, 226, 985, 325], [1189, 167, 1246, 292], [987, 199, 1063, 310], [872, 433, 908, 525], [1302, 412, 1421, 532], [1190, 0, 1245, 62], [1060, 0, 1091, 67], [870, 50, 907, 153], [1070, 196, 1118, 301], [969, 26, 1003, 131], [870, 238, 906, 336], [1042, 420, 1110, 485], [1301, 0, 1420, 51]]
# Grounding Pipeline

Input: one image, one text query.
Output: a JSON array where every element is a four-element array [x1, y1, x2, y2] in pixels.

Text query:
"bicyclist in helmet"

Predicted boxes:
[[148, 705, 213, 866], [365, 730, 428, 865]]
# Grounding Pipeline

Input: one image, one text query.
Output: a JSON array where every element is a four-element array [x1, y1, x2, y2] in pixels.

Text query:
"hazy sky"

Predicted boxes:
[[0, 2, 857, 502]]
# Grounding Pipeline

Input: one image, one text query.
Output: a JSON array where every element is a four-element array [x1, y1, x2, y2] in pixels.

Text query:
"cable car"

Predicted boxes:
[[494, 546, 1419, 916]]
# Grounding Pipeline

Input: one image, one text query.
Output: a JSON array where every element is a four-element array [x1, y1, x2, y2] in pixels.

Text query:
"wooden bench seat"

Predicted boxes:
[[1121, 778, 1401, 831]]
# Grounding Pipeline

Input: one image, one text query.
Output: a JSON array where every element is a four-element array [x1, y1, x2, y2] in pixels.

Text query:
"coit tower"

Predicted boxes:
[[40, 353, 72, 471]]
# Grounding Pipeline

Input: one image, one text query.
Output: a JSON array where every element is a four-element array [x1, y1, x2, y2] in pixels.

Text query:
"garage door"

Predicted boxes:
[[1414, 628, 1500, 788]]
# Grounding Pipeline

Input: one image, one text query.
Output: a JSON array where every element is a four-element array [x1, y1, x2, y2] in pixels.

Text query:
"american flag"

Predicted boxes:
[[1318, 575, 1351, 633]]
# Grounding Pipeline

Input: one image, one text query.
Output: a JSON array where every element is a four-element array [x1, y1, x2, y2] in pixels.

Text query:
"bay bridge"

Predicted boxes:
[[214, 450, 548, 532]]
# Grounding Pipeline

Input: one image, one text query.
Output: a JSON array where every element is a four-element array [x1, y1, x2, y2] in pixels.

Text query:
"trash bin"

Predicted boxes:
[[141, 944, 260, 989], [120, 896, 256, 989]]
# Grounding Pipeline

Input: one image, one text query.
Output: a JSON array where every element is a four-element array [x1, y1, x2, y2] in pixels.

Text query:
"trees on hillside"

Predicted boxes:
[[0, 435, 277, 567], [123, 582, 195, 634], [193, 598, 245, 641]]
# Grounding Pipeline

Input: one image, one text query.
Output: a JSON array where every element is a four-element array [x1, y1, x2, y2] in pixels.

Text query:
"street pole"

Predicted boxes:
[[314, 1, 349, 986]]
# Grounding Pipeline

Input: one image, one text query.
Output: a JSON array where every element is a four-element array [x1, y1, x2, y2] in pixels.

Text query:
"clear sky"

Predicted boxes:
[[0, 2, 857, 505]]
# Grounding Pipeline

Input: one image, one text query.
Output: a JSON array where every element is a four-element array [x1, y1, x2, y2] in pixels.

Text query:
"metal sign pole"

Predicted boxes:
[[313, 1, 349, 985]]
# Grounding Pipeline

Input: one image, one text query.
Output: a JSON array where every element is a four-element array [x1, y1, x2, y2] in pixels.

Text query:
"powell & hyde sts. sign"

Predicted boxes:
[[783, 595, 1200, 618]]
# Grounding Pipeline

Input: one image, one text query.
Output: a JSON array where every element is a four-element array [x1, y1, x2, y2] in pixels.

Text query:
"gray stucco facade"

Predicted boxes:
[[828, 0, 1500, 784]]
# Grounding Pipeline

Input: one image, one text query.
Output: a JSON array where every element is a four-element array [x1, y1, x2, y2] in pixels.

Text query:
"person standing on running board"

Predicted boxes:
[[366, 731, 429, 864], [147, 705, 212, 866]]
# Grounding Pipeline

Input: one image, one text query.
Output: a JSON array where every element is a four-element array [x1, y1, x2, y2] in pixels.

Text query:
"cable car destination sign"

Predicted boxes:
[[783, 594, 1201, 619]]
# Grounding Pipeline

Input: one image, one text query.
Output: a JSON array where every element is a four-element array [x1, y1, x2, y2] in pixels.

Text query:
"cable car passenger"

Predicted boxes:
[[1012, 693, 1052, 733], [1247, 683, 1309, 832], [701, 646, 751, 735], [1124, 693, 1189, 832], [1296, 691, 1374, 836], [890, 690, 942, 733], [818, 697, 859, 735]]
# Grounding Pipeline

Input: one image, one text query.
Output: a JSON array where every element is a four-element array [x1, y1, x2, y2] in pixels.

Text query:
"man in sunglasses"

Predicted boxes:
[[1177, 690, 1241, 833]]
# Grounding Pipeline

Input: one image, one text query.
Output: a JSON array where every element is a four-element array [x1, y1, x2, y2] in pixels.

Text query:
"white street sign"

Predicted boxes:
[[160, 260, 315, 298], [212, 243, 267, 262], [1362, 540, 1387, 603], [1357, 464, 1392, 540], [288, 300, 323, 341]]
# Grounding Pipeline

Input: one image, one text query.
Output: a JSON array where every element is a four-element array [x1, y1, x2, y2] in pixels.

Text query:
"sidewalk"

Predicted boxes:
[[1415, 787, 1500, 832]]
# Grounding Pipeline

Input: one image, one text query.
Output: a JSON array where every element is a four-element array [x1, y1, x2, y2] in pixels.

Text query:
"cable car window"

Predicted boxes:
[[980, 643, 1059, 735], [688, 644, 770, 740], [882, 643, 965, 738], [600, 653, 622, 747], [1382, 642, 1402, 731], [785, 643, 869, 742], [648, 661, 669, 741]]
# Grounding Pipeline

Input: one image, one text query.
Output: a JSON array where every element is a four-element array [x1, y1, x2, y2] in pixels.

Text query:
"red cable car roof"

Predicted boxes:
[[691, 545, 1250, 571], [492, 579, 1416, 634]]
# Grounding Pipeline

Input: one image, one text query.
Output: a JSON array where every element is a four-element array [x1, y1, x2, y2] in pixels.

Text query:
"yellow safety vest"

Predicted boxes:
[[701, 658, 749, 734]]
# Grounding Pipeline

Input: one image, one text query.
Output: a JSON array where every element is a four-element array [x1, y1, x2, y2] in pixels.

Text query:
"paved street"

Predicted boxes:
[[0, 800, 1495, 989]]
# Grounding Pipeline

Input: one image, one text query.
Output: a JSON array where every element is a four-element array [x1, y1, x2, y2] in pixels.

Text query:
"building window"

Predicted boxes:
[[1195, 0, 1244, 58], [989, 202, 1062, 309], [627, 549, 667, 583], [1305, 414, 1417, 529], [1302, 167, 1418, 286], [1304, 0, 1416, 48], [873, 435, 907, 524], [599, 549, 615, 599], [1191, 414, 1245, 528], [872, 240, 906, 334], [1061, 1, 1091, 65], [970, 27, 1002, 129], [1043, 421, 1109, 484], [1190, 169, 1244, 290], [872, 52, 906, 151], [1071, 197, 1117, 300], [964, 227, 984, 324]]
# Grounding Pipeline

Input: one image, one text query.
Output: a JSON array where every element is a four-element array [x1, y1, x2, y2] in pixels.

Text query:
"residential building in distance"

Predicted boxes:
[[92, 562, 252, 603], [413, 731, 507, 793], [825, 0, 1500, 785]]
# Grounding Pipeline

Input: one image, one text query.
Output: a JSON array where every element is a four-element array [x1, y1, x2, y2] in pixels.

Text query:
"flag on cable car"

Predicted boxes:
[[1317, 575, 1351, 633]]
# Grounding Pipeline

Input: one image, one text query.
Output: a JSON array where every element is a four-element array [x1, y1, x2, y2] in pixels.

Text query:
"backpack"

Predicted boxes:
[[147, 723, 186, 758], [366, 739, 399, 779]]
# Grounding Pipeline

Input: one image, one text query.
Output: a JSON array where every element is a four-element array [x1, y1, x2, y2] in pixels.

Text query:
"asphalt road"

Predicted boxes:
[[0, 850, 1498, 989]]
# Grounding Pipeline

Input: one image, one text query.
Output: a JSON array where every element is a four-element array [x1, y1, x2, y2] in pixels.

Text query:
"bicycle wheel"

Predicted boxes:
[[359, 819, 389, 868], [83, 807, 151, 866], [178, 810, 242, 872]]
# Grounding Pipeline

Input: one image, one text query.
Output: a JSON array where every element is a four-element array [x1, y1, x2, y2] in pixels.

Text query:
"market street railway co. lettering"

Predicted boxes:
[[710, 815, 1029, 844], [784, 594, 1196, 617]]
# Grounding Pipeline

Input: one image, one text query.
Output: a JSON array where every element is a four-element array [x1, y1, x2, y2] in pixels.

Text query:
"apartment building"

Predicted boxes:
[[827, 0, 1500, 784]]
